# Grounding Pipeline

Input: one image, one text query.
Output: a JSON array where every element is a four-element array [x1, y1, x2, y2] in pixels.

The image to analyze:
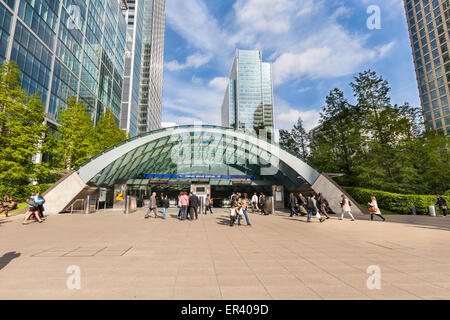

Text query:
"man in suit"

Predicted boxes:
[[145, 192, 158, 219], [288, 193, 298, 217], [189, 192, 200, 220]]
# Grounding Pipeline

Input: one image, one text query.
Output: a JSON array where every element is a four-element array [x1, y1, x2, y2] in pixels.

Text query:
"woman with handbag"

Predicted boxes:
[[237, 194, 251, 226], [368, 196, 386, 221]]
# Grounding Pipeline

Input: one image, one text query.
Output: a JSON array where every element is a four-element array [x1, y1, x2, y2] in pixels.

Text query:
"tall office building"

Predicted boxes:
[[121, 0, 144, 137], [404, 0, 450, 135], [221, 50, 274, 140], [138, 0, 165, 134], [0, 0, 127, 128]]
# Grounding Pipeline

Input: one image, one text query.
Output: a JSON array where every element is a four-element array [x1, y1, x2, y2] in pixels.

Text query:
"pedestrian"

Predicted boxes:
[[189, 192, 199, 220], [288, 192, 298, 217], [22, 192, 43, 225], [205, 194, 213, 214], [145, 192, 158, 219], [179, 192, 189, 220], [306, 194, 325, 223], [368, 196, 386, 221], [162, 195, 169, 219], [230, 195, 238, 226], [251, 192, 259, 213], [178, 192, 183, 218], [3, 193, 17, 210], [297, 193, 308, 216], [36, 192, 46, 219], [436, 194, 448, 217], [317, 193, 330, 220], [259, 193, 267, 215], [237, 193, 251, 226], [339, 194, 355, 221]]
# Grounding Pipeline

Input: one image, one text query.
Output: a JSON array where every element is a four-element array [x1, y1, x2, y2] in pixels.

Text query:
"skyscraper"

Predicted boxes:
[[121, 0, 144, 137], [404, 0, 450, 135], [221, 50, 274, 140], [138, 0, 165, 134], [0, 0, 127, 128]]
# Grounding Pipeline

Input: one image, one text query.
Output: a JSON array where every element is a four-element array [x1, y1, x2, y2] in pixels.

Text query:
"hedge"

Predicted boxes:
[[344, 186, 444, 215], [0, 184, 53, 202]]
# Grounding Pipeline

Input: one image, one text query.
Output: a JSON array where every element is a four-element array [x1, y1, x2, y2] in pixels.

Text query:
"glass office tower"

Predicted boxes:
[[221, 50, 274, 140], [0, 0, 127, 127], [138, 0, 165, 134], [404, 0, 450, 135], [121, 0, 144, 137]]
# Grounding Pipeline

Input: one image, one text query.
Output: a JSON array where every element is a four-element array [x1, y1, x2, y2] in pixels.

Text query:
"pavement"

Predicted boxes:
[[1, 208, 450, 300]]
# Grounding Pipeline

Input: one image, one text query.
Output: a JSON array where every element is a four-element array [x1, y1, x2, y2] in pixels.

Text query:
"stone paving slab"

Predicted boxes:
[[1, 208, 450, 300]]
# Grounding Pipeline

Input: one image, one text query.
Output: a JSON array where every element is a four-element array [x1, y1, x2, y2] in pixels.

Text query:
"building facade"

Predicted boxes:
[[0, 0, 127, 127], [221, 50, 274, 140], [120, 0, 144, 137], [404, 0, 450, 135], [138, 0, 165, 134]]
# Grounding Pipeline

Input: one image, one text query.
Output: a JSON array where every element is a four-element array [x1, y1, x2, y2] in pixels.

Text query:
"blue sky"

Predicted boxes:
[[161, 0, 419, 136]]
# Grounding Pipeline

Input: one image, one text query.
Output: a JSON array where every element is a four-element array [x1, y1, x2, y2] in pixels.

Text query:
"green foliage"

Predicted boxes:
[[279, 117, 309, 159], [52, 97, 97, 170], [95, 108, 128, 153], [344, 186, 439, 215], [0, 61, 47, 186], [301, 69, 450, 195], [0, 184, 52, 202]]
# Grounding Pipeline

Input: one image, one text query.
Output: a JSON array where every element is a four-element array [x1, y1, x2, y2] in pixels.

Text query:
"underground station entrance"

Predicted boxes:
[[42, 125, 363, 216]]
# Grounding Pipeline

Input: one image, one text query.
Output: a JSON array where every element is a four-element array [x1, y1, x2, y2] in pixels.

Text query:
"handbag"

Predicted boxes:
[[238, 208, 244, 216], [369, 206, 378, 213]]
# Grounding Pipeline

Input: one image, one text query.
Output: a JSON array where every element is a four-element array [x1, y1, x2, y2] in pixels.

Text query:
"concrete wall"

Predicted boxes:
[[311, 174, 366, 216], [43, 172, 88, 215]]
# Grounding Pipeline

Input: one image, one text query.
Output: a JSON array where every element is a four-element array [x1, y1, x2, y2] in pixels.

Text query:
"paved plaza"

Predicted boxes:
[[1, 208, 450, 300]]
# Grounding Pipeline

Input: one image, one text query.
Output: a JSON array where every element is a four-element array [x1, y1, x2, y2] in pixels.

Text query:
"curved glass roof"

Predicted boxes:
[[77, 125, 321, 189]]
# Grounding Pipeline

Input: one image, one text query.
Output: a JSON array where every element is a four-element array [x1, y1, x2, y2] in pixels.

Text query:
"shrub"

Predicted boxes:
[[344, 187, 439, 215], [0, 184, 52, 202]]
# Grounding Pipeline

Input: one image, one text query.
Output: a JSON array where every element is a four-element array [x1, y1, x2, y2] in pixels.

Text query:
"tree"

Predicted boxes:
[[279, 117, 310, 159], [309, 88, 364, 185], [54, 97, 97, 170], [95, 108, 128, 153], [0, 61, 47, 186]]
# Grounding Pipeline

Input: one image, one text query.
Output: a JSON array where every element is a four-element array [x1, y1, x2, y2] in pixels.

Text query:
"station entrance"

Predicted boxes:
[[42, 125, 364, 216]]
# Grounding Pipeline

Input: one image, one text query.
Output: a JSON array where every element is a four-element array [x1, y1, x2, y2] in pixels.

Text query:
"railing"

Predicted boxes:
[[68, 199, 85, 214]]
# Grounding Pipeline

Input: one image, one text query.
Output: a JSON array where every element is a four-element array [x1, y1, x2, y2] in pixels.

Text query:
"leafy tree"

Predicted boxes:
[[54, 97, 97, 170], [279, 117, 310, 159], [309, 88, 364, 185], [95, 108, 128, 153], [0, 61, 47, 186]]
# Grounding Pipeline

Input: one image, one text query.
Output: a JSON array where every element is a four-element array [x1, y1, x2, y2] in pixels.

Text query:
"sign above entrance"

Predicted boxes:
[[144, 174, 255, 180]]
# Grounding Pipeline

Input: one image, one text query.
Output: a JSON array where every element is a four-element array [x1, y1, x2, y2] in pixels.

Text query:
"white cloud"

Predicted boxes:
[[208, 77, 229, 92], [377, 41, 396, 58], [166, 52, 213, 71], [276, 109, 320, 132]]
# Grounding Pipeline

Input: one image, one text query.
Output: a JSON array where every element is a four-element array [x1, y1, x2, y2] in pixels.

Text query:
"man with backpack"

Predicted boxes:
[[306, 194, 325, 223]]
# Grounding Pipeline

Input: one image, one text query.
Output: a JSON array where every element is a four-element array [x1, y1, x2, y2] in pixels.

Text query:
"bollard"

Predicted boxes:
[[125, 195, 130, 214], [428, 205, 437, 217], [85, 196, 90, 214]]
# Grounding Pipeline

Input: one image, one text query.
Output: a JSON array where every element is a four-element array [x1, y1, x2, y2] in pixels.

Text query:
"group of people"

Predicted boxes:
[[250, 192, 269, 215], [1, 193, 18, 217], [22, 191, 46, 225], [287, 192, 388, 223], [229, 193, 253, 227]]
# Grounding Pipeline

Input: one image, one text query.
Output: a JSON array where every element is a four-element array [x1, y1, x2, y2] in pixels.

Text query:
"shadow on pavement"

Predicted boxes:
[[0, 251, 21, 271]]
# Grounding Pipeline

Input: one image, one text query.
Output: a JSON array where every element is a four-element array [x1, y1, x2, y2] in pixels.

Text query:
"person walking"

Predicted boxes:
[[237, 193, 251, 226], [251, 192, 259, 213], [230, 196, 237, 227], [179, 192, 189, 220], [178, 192, 183, 218], [436, 194, 448, 217], [297, 193, 307, 216], [162, 195, 169, 219], [317, 193, 330, 220], [189, 192, 200, 220], [306, 194, 325, 223], [368, 196, 386, 221], [145, 192, 158, 219], [340, 194, 355, 221], [205, 194, 213, 214], [259, 193, 267, 215], [36, 192, 45, 219], [22, 192, 43, 225], [288, 192, 298, 217]]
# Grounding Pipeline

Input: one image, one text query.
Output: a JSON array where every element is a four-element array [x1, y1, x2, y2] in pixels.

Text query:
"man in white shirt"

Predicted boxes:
[[251, 193, 259, 213]]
